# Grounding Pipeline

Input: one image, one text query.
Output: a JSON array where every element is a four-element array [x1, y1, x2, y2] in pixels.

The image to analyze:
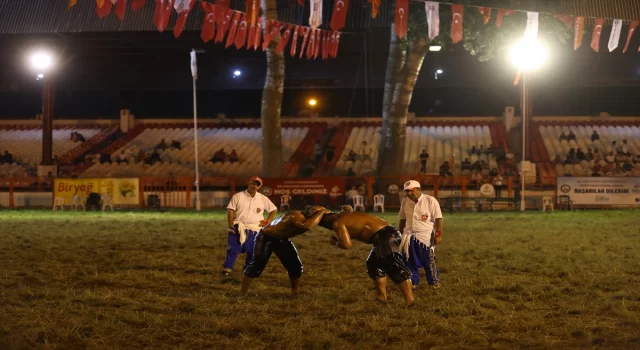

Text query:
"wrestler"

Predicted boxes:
[[241, 205, 332, 296], [319, 205, 415, 306]]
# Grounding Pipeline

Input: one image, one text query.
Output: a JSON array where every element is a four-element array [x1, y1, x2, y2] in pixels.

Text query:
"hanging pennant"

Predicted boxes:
[[425, 2, 439, 41], [332, 31, 341, 57], [225, 11, 242, 48], [309, 0, 322, 29], [608, 19, 623, 52], [314, 29, 321, 59], [451, 4, 464, 44], [322, 31, 330, 59], [590, 18, 605, 52], [573, 16, 584, 50], [215, 8, 234, 43], [368, 0, 380, 19], [246, 0, 259, 26], [394, 0, 409, 39], [299, 27, 311, 58], [262, 20, 281, 51], [524, 12, 539, 40], [553, 14, 573, 28], [96, 0, 113, 18], [291, 26, 301, 56], [276, 24, 293, 54], [623, 21, 639, 53], [114, 0, 127, 20], [251, 21, 262, 50], [216, 0, 230, 24], [153, 0, 173, 32], [306, 29, 316, 59], [200, 2, 216, 42], [478, 7, 491, 25], [174, 0, 195, 38], [495, 9, 514, 28], [69, 0, 78, 9], [330, 0, 349, 31], [131, 0, 146, 11], [234, 13, 249, 49]]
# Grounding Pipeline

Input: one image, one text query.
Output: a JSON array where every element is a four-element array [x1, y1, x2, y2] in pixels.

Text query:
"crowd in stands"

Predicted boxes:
[[210, 148, 239, 163], [1, 150, 14, 164], [70, 131, 86, 142]]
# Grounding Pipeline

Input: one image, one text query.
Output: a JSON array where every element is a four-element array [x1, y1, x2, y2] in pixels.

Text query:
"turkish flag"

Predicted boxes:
[[290, 26, 301, 57], [299, 27, 311, 58], [330, 0, 349, 31], [200, 3, 216, 42], [314, 29, 321, 59], [234, 13, 249, 49], [451, 4, 464, 44], [115, 0, 127, 20], [554, 14, 573, 28], [96, 0, 113, 18], [573, 16, 584, 50], [394, 0, 408, 39], [306, 29, 316, 59], [174, 0, 196, 38], [153, 0, 173, 32], [368, 0, 380, 19], [251, 21, 262, 50], [322, 31, 330, 59], [623, 21, 639, 53], [591, 18, 605, 52], [246, 0, 259, 26], [332, 32, 341, 57], [215, 8, 234, 43], [131, 0, 146, 11], [495, 9, 514, 28], [478, 7, 490, 25], [225, 11, 242, 48], [262, 20, 280, 51], [276, 24, 293, 54]]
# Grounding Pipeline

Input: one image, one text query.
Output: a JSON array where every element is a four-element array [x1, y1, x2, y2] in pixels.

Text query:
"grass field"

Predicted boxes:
[[1, 210, 640, 349]]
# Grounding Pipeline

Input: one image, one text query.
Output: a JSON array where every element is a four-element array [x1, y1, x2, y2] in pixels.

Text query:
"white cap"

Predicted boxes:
[[403, 180, 421, 191]]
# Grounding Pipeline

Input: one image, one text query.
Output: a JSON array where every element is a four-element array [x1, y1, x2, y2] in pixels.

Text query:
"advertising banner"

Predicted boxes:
[[261, 178, 345, 197], [54, 178, 140, 205], [557, 177, 640, 205]]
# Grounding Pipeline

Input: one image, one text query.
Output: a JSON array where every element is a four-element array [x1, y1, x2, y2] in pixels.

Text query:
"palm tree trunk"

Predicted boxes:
[[260, 0, 285, 178], [377, 24, 407, 176]]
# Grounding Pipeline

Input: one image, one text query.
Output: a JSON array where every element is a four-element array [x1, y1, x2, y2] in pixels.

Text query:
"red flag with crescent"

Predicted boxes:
[[234, 13, 249, 49], [299, 27, 311, 58], [215, 0, 229, 24], [251, 20, 262, 50], [573, 16, 584, 50], [153, 0, 173, 32], [590, 18, 605, 52], [322, 31, 330, 59], [200, 2, 216, 42], [554, 14, 573, 28], [623, 21, 639, 53], [174, 0, 196, 38], [290, 26, 301, 57], [367, 0, 380, 19], [478, 7, 491, 25], [394, 0, 408, 39], [276, 24, 293, 54], [262, 20, 280, 51], [131, 0, 146, 11], [115, 0, 127, 20], [96, 0, 113, 18], [330, 0, 349, 31], [225, 11, 242, 48], [215, 8, 233, 43], [314, 29, 321, 59], [495, 9, 514, 28], [306, 29, 316, 59], [451, 4, 464, 44], [332, 31, 341, 57]]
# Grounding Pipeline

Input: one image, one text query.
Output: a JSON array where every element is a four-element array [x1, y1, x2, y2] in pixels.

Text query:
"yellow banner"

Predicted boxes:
[[54, 178, 140, 205]]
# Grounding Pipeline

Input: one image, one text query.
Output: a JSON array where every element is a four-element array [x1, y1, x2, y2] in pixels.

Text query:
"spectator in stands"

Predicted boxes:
[[156, 139, 168, 151], [622, 161, 634, 172], [146, 150, 162, 165], [70, 131, 76, 141], [478, 145, 485, 154], [564, 149, 577, 165], [489, 168, 498, 177], [359, 141, 372, 161], [228, 149, 239, 164], [559, 132, 568, 141], [469, 146, 477, 155], [461, 158, 472, 171], [326, 145, 335, 162], [52, 154, 60, 165], [606, 151, 615, 164], [211, 148, 227, 163], [567, 130, 576, 141], [470, 170, 482, 188], [554, 154, 563, 165], [100, 152, 112, 164], [117, 151, 128, 164], [585, 148, 594, 161], [314, 141, 324, 163], [576, 148, 585, 161], [346, 150, 357, 162], [135, 150, 146, 163], [347, 167, 355, 176], [634, 153, 640, 165], [419, 149, 429, 174], [591, 130, 600, 141], [77, 132, 85, 142], [170, 140, 182, 150], [505, 149, 515, 162], [593, 149, 602, 162], [492, 173, 504, 198], [301, 160, 315, 177], [2, 150, 14, 164], [621, 140, 629, 154], [439, 161, 452, 177]]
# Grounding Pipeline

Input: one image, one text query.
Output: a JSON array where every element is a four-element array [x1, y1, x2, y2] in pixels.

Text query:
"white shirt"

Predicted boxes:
[[227, 191, 277, 226], [398, 197, 415, 234], [410, 193, 443, 246]]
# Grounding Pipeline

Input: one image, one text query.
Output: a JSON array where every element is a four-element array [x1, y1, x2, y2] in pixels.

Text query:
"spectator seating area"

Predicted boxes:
[[81, 125, 309, 177], [538, 123, 640, 177]]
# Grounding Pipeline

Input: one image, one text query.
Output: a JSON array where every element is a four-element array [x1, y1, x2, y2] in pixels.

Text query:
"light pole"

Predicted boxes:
[[29, 51, 56, 166], [510, 38, 547, 212], [434, 69, 443, 80]]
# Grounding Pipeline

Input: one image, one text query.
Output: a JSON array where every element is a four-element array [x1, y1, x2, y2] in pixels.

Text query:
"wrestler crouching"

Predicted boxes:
[[319, 205, 415, 306], [241, 205, 332, 296]]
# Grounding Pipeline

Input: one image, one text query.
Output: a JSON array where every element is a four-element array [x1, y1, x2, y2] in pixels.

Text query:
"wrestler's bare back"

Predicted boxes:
[[261, 207, 329, 239], [330, 212, 390, 244]]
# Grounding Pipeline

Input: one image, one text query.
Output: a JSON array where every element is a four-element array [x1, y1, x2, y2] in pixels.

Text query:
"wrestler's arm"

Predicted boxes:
[[330, 222, 352, 249], [292, 209, 329, 231]]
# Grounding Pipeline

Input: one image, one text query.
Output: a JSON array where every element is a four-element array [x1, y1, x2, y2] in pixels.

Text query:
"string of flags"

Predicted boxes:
[[71, 0, 640, 55]]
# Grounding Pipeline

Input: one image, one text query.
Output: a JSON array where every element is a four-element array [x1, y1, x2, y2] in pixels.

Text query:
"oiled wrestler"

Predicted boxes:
[[319, 206, 415, 306], [241, 205, 332, 296]]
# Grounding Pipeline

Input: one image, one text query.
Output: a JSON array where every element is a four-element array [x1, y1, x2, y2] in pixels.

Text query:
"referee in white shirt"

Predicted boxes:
[[223, 176, 277, 276], [398, 180, 443, 288]]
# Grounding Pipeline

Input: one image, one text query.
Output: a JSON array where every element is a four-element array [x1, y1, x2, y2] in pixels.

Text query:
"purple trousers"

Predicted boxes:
[[223, 229, 258, 271]]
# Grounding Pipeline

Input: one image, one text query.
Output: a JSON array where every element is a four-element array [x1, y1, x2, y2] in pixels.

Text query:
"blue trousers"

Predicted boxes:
[[223, 229, 258, 271], [407, 236, 440, 286]]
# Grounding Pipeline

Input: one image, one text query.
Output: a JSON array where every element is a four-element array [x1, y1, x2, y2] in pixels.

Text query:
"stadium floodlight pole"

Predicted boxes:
[[510, 38, 547, 212], [191, 49, 205, 211]]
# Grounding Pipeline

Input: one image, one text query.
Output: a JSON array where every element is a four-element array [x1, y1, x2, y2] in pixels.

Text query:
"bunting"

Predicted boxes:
[[495, 9, 514, 28], [608, 19, 622, 52], [394, 0, 409, 39], [215, 8, 233, 43], [554, 14, 573, 28], [200, 2, 216, 42], [225, 11, 241, 48], [96, 0, 113, 18], [478, 7, 491, 25], [368, 0, 380, 19], [174, 0, 195, 38], [591, 18, 605, 52], [623, 21, 639, 53], [573, 16, 584, 50], [291, 26, 301, 56], [425, 2, 439, 41], [300, 26, 311, 58], [309, 0, 322, 29], [330, 0, 349, 32], [262, 20, 280, 51], [234, 13, 249, 49], [451, 4, 464, 44], [115, 0, 127, 20], [131, 0, 146, 11], [524, 12, 539, 40], [276, 24, 293, 54]]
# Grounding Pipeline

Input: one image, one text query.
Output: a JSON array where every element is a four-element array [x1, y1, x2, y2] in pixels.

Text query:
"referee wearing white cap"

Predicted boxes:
[[398, 180, 443, 289]]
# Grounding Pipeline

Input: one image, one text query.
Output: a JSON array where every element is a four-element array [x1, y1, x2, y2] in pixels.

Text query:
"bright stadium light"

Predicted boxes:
[[29, 51, 55, 76], [37, 73, 44, 80], [308, 98, 317, 107], [429, 45, 442, 52], [434, 69, 443, 79], [233, 70, 242, 77]]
